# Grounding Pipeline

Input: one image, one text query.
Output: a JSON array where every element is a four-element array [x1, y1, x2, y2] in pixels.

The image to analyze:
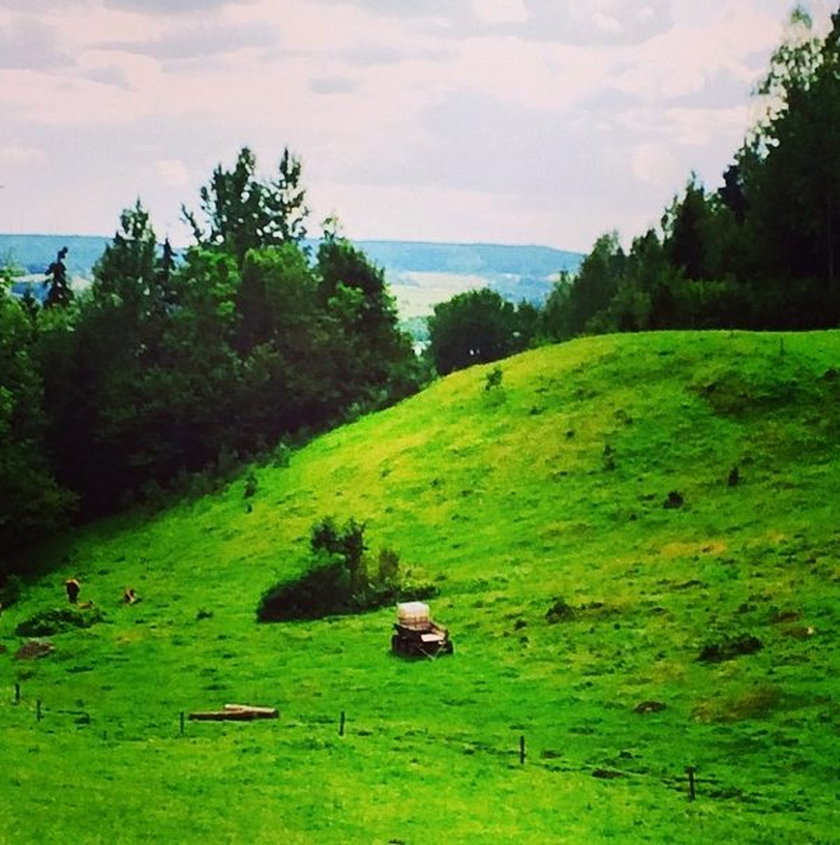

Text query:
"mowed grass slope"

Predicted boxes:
[[2, 330, 839, 844]]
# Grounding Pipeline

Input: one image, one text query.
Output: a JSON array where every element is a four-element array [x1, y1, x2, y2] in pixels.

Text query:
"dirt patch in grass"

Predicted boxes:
[[15, 640, 55, 660], [660, 540, 728, 558], [693, 684, 787, 723]]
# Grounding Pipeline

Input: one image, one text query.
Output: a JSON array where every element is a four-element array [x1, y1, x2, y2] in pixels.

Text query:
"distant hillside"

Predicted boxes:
[[0, 233, 110, 277], [0, 233, 581, 317], [359, 239, 581, 275], [359, 240, 582, 318]]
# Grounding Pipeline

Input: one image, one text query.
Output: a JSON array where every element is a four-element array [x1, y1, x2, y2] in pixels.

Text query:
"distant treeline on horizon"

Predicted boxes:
[[0, 232, 583, 282]]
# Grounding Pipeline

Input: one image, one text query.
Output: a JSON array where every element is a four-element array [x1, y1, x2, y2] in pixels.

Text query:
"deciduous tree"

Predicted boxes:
[[183, 146, 309, 266], [428, 288, 518, 374]]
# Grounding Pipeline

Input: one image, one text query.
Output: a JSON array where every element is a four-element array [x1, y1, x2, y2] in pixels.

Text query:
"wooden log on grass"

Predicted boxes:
[[224, 704, 278, 717], [188, 704, 278, 721]]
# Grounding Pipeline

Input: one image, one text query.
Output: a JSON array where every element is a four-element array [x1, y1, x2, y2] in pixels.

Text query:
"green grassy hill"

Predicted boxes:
[[2, 331, 839, 843]]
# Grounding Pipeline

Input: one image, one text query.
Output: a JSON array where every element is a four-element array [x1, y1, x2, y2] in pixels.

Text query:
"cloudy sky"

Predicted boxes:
[[0, 0, 833, 252]]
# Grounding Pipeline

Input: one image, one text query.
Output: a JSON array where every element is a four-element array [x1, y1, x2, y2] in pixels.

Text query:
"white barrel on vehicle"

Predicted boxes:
[[397, 601, 430, 630]]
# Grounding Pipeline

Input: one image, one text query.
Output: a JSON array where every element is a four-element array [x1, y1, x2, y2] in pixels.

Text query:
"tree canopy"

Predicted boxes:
[[0, 148, 420, 570], [541, 5, 840, 340], [428, 288, 534, 374]]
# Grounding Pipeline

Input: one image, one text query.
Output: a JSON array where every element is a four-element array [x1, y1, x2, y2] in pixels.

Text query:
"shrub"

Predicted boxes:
[[484, 366, 503, 391], [258, 561, 354, 621], [16, 606, 105, 637], [311, 517, 366, 571], [257, 518, 431, 622], [243, 470, 258, 499], [273, 442, 291, 468], [663, 491, 684, 509], [546, 598, 575, 623], [697, 633, 763, 663]]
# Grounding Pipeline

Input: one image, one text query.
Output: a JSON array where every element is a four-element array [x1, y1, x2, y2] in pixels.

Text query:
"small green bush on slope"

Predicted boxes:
[[258, 517, 415, 621], [15, 606, 105, 638], [1, 330, 839, 844]]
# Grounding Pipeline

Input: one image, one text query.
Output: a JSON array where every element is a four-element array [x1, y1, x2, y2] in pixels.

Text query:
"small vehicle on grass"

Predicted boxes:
[[391, 601, 454, 658]]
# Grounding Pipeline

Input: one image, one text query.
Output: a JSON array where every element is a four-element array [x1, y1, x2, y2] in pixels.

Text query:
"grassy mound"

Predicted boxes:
[[1, 330, 838, 843]]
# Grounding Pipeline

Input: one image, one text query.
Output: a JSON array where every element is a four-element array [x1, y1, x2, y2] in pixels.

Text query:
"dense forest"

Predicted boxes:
[[426, 7, 840, 370], [0, 148, 421, 573], [2, 6, 838, 577], [535, 7, 840, 339]]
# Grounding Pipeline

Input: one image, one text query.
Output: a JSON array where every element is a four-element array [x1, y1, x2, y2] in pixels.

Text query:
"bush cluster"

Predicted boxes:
[[257, 517, 434, 622], [15, 606, 105, 637]]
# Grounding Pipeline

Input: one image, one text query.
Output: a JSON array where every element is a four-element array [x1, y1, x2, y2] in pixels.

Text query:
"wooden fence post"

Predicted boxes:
[[339, 711, 346, 737], [686, 766, 696, 801], [519, 735, 526, 765], [14, 682, 20, 704]]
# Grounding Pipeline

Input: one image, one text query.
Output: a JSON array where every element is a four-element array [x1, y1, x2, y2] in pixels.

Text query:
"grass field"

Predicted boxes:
[[2, 330, 839, 843]]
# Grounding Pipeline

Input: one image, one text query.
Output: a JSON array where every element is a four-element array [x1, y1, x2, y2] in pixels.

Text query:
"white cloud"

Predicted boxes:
[[0, 0, 826, 253]]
